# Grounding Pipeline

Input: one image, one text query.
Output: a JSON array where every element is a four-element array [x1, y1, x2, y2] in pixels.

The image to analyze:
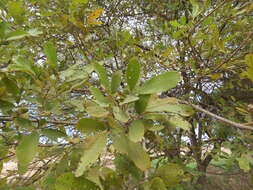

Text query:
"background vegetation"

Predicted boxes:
[[0, 0, 253, 189]]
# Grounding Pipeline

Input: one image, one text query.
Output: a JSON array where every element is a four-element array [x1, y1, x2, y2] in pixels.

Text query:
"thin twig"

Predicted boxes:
[[190, 0, 228, 34], [0, 117, 77, 125], [182, 101, 253, 131], [209, 31, 253, 74]]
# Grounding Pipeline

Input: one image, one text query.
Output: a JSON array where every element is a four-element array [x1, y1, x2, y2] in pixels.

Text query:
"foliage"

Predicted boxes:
[[0, 0, 253, 189]]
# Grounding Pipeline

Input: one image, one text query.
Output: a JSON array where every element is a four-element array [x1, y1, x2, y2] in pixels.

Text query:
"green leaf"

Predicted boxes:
[[14, 118, 32, 129], [75, 132, 107, 177], [59, 63, 89, 82], [112, 134, 150, 171], [0, 100, 14, 113], [44, 41, 57, 69], [148, 125, 164, 132], [41, 129, 67, 141], [77, 118, 106, 134], [27, 28, 43, 36], [139, 71, 181, 94], [114, 154, 142, 180], [16, 132, 39, 174], [85, 101, 109, 118], [135, 95, 151, 114], [1, 77, 20, 96], [126, 57, 141, 91], [72, 0, 88, 4], [150, 177, 166, 190], [245, 54, 253, 81], [128, 120, 144, 142], [145, 96, 179, 111], [246, 67, 253, 81], [86, 167, 103, 189], [8, 56, 36, 76], [5, 30, 28, 41], [237, 154, 250, 172], [146, 100, 194, 116], [8, 1, 25, 24], [169, 115, 191, 130], [113, 106, 130, 123], [5, 29, 42, 41], [55, 172, 98, 190], [190, 0, 201, 18], [155, 163, 184, 187], [90, 87, 109, 107], [120, 95, 139, 105], [0, 22, 7, 38], [169, 20, 181, 27], [99, 167, 123, 189], [111, 71, 122, 94], [94, 63, 110, 91]]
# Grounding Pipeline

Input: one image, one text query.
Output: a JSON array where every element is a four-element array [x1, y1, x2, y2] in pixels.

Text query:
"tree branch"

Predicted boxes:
[[182, 101, 253, 131], [0, 116, 77, 125]]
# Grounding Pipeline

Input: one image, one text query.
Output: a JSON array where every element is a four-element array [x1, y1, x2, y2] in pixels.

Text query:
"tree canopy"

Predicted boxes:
[[0, 0, 253, 189]]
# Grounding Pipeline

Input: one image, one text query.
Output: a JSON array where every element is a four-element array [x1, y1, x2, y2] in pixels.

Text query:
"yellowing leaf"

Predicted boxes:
[[210, 73, 221, 80], [90, 87, 110, 107], [112, 134, 150, 171], [169, 115, 191, 130], [113, 106, 130, 123], [150, 177, 166, 190], [87, 8, 104, 24], [128, 120, 144, 142], [237, 154, 251, 172], [85, 100, 109, 118], [89, 21, 103, 25], [120, 95, 139, 105], [146, 98, 194, 116], [75, 132, 107, 177], [155, 163, 184, 187], [245, 54, 253, 81]]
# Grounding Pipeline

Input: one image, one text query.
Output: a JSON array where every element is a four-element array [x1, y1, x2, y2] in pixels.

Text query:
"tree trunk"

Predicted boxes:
[[196, 164, 208, 186], [196, 154, 213, 189]]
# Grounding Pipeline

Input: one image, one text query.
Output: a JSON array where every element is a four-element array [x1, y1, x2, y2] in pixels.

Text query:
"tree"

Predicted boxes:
[[0, 0, 253, 189]]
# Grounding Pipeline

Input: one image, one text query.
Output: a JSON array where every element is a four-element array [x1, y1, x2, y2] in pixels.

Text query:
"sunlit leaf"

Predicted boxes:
[[128, 120, 144, 142], [237, 154, 251, 172], [135, 95, 151, 114], [94, 63, 110, 91], [150, 177, 166, 190], [113, 106, 130, 123], [111, 71, 122, 94], [155, 163, 184, 187], [169, 115, 191, 130], [113, 134, 150, 171], [41, 129, 67, 141], [139, 72, 181, 94], [87, 8, 104, 25], [16, 132, 39, 174], [126, 57, 141, 91], [75, 132, 107, 177], [146, 100, 194, 116], [120, 95, 139, 105], [44, 41, 57, 69], [90, 87, 110, 107], [85, 101, 109, 118]]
